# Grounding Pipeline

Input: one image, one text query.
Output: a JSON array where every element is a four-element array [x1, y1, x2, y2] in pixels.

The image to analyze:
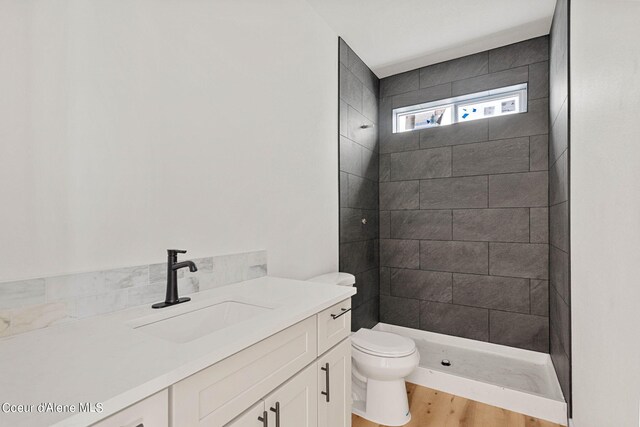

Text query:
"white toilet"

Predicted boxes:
[[351, 328, 419, 426], [309, 273, 420, 427]]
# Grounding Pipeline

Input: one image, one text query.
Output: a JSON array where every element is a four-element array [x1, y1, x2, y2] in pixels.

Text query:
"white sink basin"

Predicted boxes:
[[132, 301, 272, 343]]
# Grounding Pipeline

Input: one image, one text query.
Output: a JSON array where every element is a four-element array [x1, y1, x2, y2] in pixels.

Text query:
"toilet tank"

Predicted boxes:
[[308, 272, 355, 287]]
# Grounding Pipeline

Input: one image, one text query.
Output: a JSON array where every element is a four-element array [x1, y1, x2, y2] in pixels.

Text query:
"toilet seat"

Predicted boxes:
[[352, 329, 416, 358]]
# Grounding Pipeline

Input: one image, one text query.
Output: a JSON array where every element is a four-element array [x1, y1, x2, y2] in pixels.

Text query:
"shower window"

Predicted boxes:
[[393, 83, 528, 133]]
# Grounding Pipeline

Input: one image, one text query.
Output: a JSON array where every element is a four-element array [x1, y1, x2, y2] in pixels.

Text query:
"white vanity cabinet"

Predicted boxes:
[[100, 297, 352, 427]]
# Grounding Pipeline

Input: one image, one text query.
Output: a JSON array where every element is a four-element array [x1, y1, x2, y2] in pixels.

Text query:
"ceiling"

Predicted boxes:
[[306, 0, 557, 78]]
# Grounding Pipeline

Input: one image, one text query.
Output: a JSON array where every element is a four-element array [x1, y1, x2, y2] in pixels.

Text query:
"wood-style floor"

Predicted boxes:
[[352, 383, 563, 427]]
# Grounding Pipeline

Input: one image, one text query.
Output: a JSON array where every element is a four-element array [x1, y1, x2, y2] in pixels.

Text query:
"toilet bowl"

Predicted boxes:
[[351, 328, 420, 426]]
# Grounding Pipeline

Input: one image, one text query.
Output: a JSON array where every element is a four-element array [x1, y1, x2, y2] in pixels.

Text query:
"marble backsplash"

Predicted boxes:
[[0, 250, 267, 338]]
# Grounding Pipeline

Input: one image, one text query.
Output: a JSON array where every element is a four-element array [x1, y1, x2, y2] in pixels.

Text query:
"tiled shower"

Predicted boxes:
[[339, 17, 570, 411]]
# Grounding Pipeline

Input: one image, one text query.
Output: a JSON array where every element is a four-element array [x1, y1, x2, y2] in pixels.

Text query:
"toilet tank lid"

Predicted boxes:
[[307, 272, 355, 287]]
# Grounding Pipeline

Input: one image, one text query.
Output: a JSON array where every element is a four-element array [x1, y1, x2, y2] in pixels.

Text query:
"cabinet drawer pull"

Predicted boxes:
[[321, 362, 330, 403], [330, 308, 351, 320], [269, 402, 280, 427], [258, 410, 268, 426]]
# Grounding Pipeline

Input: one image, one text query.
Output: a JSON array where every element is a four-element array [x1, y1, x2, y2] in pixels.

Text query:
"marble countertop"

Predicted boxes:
[[0, 276, 356, 427]]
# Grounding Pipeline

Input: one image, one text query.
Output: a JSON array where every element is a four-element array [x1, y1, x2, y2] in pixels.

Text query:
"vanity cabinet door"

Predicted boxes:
[[225, 401, 266, 427], [264, 362, 318, 427], [317, 339, 352, 427], [317, 299, 351, 355]]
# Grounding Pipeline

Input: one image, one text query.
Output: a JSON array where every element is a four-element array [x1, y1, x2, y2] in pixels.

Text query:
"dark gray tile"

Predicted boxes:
[[339, 136, 362, 176], [420, 120, 488, 149], [339, 240, 377, 275], [420, 176, 488, 209], [549, 151, 568, 205], [391, 83, 452, 109], [489, 243, 549, 279], [362, 147, 378, 181], [390, 147, 452, 180], [379, 210, 390, 239], [531, 279, 549, 316], [550, 201, 568, 251], [550, 245, 569, 303], [352, 298, 379, 331], [452, 137, 530, 176], [339, 172, 349, 206], [489, 36, 549, 72], [339, 99, 348, 137], [490, 311, 549, 352], [353, 268, 379, 308], [362, 86, 378, 123], [550, 287, 571, 356], [339, 38, 349, 65], [391, 210, 452, 240], [380, 239, 420, 269], [380, 267, 390, 295], [420, 52, 489, 88], [488, 98, 549, 140], [380, 130, 420, 153], [340, 64, 363, 112], [453, 273, 530, 313], [550, 0, 568, 124], [530, 134, 549, 171], [489, 172, 548, 208], [420, 241, 488, 274], [380, 181, 419, 210], [340, 208, 363, 243], [529, 61, 549, 100], [380, 70, 420, 98], [378, 96, 393, 139], [391, 268, 452, 303], [452, 66, 528, 97], [550, 100, 568, 164], [349, 50, 379, 95], [420, 301, 489, 341], [362, 209, 378, 241], [379, 154, 390, 182], [381, 295, 419, 328], [530, 207, 549, 243], [550, 328, 571, 407], [453, 208, 529, 242], [347, 105, 377, 152], [347, 174, 377, 210]]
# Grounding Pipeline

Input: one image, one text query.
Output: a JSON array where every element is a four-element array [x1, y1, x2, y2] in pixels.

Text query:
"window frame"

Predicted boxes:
[[392, 83, 528, 134]]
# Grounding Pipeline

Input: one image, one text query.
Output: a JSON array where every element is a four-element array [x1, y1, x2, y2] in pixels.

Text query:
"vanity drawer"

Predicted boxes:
[[171, 316, 317, 426], [90, 389, 168, 427], [317, 299, 351, 355]]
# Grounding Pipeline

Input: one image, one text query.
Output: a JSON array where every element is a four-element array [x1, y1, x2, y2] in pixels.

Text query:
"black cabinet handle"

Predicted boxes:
[[321, 362, 330, 403], [331, 308, 351, 320], [258, 410, 268, 426], [270, 402, 280, 427]]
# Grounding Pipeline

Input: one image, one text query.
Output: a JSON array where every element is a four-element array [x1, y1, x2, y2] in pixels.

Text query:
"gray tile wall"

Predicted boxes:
[[339, 39, 380, 331], [549, 0, 572, 412], [379, 37, 550, 352], [0, 250, 268, 338]]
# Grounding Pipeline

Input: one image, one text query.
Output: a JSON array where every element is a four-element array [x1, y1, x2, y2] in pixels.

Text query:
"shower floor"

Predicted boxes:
[[373, 323, 567, 426]]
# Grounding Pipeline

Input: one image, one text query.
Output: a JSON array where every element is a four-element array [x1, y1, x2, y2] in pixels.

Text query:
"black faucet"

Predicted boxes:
[[152, 249, 198, 309]]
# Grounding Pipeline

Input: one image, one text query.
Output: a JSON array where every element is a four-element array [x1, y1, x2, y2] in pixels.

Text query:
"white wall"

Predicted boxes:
[[0, 0, 338, 282], [571, 1, 640, 426]]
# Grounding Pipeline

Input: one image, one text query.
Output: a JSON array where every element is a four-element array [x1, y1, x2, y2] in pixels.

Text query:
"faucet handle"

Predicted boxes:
[[167, 249, 187, 257]]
